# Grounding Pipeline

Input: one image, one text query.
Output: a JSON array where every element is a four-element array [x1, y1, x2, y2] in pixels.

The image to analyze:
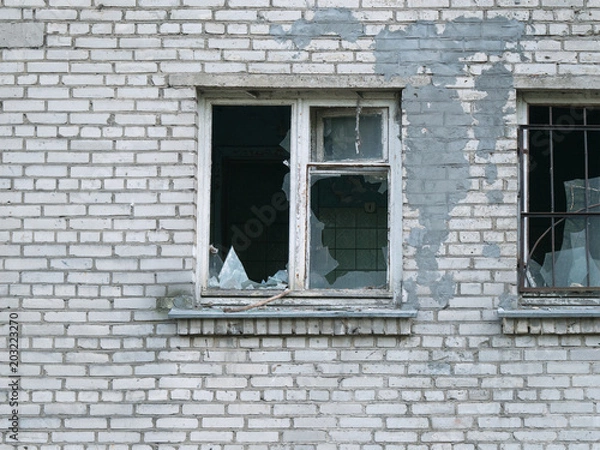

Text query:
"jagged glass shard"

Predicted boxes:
[[525, 258, 543, 288], [209, 247, 223, 279], [218, 247, 250, 289], [279, 130, 291, 153], [269, 269, 288, 284], [281, 172, 290, 201], [540, 231, 600, 288]]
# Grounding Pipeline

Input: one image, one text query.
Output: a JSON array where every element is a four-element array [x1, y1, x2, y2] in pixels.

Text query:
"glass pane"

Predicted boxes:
[[314, 108, 385, 162], [209, 106, 290, 289], [309, 172, 388, 289], [526, 215, 600, 289]]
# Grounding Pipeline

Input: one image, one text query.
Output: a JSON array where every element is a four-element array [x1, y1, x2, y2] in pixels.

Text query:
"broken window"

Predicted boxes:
[[209, 106, 290, 289], [520, 105, 600, 293], [200, 94, 401, 297]]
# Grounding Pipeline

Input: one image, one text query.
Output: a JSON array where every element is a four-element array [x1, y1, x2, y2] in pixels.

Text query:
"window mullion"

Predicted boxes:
[[197, 97, 211, 298], [290, 99, 310, 291], [388, 99, 402, 303]]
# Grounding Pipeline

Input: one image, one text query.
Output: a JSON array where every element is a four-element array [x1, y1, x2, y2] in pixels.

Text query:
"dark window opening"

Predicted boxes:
[[521, 105, 600, 292], [209, 106, 291, 289]]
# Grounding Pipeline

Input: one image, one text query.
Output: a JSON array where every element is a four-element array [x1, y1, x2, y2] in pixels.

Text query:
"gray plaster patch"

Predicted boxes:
[[486, 189, 504, 204], [0, 22, 44, 48], [499, 290, 518, 309], [483, 243, 501, 259], [270, 9, 364, 49], [473, 62, 516, 188], [373, 17, 525, 306]]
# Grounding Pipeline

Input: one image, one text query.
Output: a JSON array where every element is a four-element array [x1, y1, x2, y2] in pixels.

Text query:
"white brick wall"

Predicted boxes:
[[2, 1, 600, 448]]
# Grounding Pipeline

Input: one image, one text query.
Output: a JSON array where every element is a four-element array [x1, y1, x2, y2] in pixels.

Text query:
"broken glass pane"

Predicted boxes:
[[540, 231, 600, 288], [309, 172, 388, 289], [526, 177, 600, 289], [210, 246, 289, 290], [313, 108, 385, 162], [210, 105, 290, 289]]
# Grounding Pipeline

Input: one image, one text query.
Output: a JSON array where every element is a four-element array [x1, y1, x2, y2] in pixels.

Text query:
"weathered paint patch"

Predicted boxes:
[[483, 244, 501, 259], [473, 62, 515, 198], [270, 9, 364, 49], [373, 17, 525, 306], [0, 22, 44, 48]]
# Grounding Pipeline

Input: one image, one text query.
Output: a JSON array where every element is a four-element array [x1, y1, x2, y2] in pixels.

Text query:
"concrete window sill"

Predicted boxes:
[[168, 308, 418, 336], [498, 307, 600, 334]]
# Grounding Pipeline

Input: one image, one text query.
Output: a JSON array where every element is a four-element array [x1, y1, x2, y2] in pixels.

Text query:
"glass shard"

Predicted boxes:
[[218, 247, 251, 289]]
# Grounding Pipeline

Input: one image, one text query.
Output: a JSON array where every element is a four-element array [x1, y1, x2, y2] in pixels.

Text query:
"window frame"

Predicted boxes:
[[518, 92, 600, 301], [196, 91, 402, 304]]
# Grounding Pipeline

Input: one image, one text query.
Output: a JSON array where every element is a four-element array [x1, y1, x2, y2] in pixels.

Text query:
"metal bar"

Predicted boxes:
[[521, 125, 600, 131], [518, 126, 527, 289], [584, 128, 591, 286], [549, 125, 557, 287], [523, 212, 600, 217]]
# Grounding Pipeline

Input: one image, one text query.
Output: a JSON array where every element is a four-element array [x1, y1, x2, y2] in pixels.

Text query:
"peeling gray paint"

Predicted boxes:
[[270, 9, 364, 49], [271, 11, 525, 307], [373, 17, 525, 306], [483, 243, 501, 259], [486, 189, 504, 204], [498, 290, 518, 310], [473, 62, 516, 195], [0, 22, 44, 48]]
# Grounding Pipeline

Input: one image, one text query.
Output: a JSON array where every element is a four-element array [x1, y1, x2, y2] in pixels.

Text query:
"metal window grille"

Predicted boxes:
[[519, 106, 600, 294]]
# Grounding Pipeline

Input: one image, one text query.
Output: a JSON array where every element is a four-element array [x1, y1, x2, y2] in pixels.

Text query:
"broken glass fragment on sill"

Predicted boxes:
[[209, 245, 223, 276], [217, 247, 251, 289], [211, 246, 289, 290]]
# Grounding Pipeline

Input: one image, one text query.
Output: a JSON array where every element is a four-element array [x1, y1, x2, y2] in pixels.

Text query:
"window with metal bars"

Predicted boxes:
[[520, 105, 600, 293]]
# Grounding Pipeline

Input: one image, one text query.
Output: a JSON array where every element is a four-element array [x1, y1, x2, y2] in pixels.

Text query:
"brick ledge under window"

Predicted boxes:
[[168, 308, 417, 336], [498, 307, 600, 335]]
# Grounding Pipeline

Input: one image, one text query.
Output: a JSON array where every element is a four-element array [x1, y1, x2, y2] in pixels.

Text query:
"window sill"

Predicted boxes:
[[498, 307, 600, 334], [168, 307, 417, 336]]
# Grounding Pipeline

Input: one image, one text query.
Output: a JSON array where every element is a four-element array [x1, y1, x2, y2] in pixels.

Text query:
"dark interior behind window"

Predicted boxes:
[[210, 106, 291, 288]]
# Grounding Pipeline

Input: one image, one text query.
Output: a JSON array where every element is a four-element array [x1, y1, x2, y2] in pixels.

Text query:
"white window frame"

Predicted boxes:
[[196, 91, 402, 305]]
